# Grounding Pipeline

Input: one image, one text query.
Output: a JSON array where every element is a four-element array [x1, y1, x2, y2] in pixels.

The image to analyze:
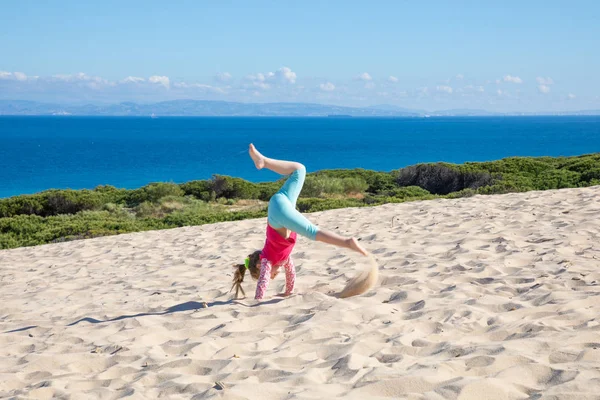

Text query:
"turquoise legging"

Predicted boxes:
[[268, 165, 319, 240]]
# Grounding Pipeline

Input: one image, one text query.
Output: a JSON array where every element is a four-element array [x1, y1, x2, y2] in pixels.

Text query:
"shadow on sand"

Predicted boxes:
[[65, 297, 285, 327]]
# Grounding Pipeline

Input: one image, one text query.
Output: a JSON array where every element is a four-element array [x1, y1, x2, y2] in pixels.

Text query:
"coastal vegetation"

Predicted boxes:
[[1, 153, 599, 249]]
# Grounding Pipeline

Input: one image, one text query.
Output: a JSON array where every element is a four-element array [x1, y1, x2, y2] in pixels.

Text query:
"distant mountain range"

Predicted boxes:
[[0, 100, 598, 117]]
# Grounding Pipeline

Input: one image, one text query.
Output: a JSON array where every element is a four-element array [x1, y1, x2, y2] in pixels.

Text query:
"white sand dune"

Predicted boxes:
[[1, 186, 600, 399]]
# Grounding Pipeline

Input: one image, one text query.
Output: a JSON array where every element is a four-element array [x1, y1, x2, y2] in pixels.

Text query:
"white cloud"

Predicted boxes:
[[246, 73, 271, 90], [365, 82, 375, 89], [13, 72, 27, 81], [215, 72, 232, 82], [173, 82, 226, 94], [456, 74, 464, 80], [244, 67, 297, 90], [276, 67, 296, 84], [388, 76, 398, 83], [497, 89, 504, 96], [568, 93, 576, 99], [53, 72, 87, 81], [503, 75, 523, 84], [357, 72, 372, 81], [538, 84, 551, 94], [121, 76, 145, 84], [149, 75, 170, 89], [0, 71, 30, 81], [319, 82, 335, 92], [51, 72, 108, 84], [536, 76, 554, 85], [436, 85, 453, 94]]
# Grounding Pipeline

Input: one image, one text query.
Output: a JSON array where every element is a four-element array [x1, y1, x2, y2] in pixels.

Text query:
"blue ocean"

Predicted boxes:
[[1, 116, 599, 199]]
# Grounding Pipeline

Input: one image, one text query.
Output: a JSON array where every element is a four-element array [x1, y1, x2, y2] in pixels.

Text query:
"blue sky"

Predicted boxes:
[[1, 0, 599, 111]]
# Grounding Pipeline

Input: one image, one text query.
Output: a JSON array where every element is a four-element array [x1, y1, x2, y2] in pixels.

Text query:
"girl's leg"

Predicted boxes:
[[250, 143, 369, 257], [249, 144, 303, 176], [284, 257, 296, 295], [316, 230, 369, 256], [255, 258, 272, 300]]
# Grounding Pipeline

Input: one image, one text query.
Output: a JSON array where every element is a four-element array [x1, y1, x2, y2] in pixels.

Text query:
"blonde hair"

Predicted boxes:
[[231, 250, 262, 299]]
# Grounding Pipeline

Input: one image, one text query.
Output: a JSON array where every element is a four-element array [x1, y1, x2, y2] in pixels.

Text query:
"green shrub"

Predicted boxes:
[[44, 190, 104, 215], [301, 176, 368, 198], [126, 182, 184, 205], [0, 195, 45, 218], [297, 198, 363, 212], [311, 169, 396, 193], [446, 188, 477, 198], [581, 168, 600, 183], [395, 163, 494, 195], [341, 177, 369, 194], [135, 201, 157, 218], [256, 181, 280, 201], [477, 182, 522, 195], [0, 234, 19, 249], [180, 180, 214, 201], [378, 186, 431, 198], [210, 175, 260, 199], [301, 176, 343, 197]]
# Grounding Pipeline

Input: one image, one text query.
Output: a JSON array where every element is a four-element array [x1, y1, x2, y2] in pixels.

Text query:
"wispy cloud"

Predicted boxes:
[[536, 76, 554, 85], [464, 85, 484, 93], [319, 82, 335, 92], [388, 76, 398, 83], [215, 72, 232, 82], [149, 75, 170, 89], [121, 76, 145, 84], [173, 82, 226, 94], [568, 93, 576, 99], [503, 75, 523, 84], [13, 72, 28, 81], [456, 74, 464, 80], [0, 71, 33, 81], [538, 84, 551, 94], [356, 72, 372, 81], [436, 85, 453, 94]]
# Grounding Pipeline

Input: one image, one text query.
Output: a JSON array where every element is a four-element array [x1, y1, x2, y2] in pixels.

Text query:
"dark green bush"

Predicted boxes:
[[44, 190, 103, 215], [0, 195, 45, 218], [395, 163, 494, 195], [210, 175, 260, 199], [126, 182, 184, 205], [256, 181, 280, 201], [180, 180, 214, 201], [581, 168, 600, 183]]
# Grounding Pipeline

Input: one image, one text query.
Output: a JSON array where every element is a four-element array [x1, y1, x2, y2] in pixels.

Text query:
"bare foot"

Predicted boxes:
[[249, 143, 265, 170], [347, 237, 369, 256]]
